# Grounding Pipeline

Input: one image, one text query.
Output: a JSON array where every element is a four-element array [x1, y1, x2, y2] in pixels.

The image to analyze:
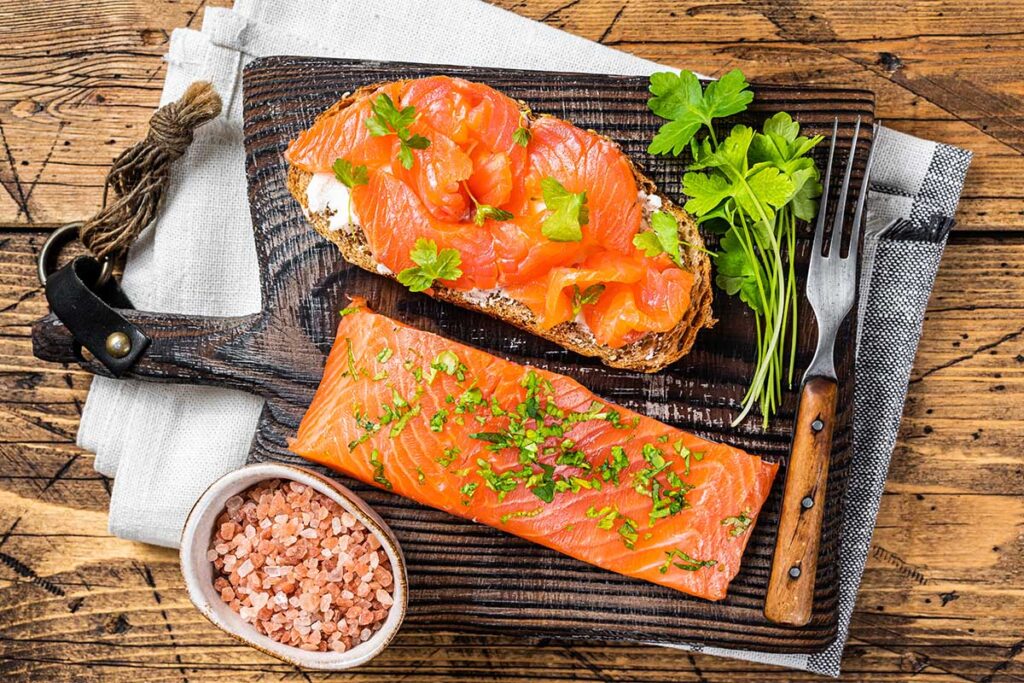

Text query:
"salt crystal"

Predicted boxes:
[[225, 496, 243, 514], [209, 479, 395, 652]]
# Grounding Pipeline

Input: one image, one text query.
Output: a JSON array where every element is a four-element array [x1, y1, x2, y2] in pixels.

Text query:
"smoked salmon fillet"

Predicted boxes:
[[290, 303, 778, 601], [285, 76, 714, 373]]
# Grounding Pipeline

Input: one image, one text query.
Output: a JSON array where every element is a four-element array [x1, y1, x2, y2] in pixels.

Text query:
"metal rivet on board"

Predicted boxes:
[[105, 331, 132, 359], [789, 566, 802, 579], [811, 419, 825, 432]]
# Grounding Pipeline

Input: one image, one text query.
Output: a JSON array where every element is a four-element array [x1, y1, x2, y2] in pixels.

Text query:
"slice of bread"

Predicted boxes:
[[286, 85, 714, 373]]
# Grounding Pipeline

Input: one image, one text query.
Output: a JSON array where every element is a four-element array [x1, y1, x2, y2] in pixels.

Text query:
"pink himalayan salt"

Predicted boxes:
[[209, 478, 394, 653]]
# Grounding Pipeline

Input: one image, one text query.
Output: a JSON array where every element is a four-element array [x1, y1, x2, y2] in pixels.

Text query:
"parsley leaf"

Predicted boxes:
[[332, 157, 369, 189], [540, 177, 589, 242], [397, 238, 463, 292], [365, 93, 431, 169], [714, 226, 766, 314], [513, 125, 531, 147], [633, 210, 686, 267], [571, 283, 605, 316], [474, 204, 514, 226], [647, 69, 753, 156]]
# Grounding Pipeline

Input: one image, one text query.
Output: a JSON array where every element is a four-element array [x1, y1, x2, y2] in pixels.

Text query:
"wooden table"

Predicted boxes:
[[1, 1, 1021, 680]]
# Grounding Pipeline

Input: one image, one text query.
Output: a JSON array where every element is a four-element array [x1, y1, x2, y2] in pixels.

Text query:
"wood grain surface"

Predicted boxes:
[[1, 1, 1022, 681]]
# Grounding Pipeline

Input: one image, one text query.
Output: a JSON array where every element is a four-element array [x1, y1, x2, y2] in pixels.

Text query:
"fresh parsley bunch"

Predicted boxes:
[[648, 69, 823, 427]]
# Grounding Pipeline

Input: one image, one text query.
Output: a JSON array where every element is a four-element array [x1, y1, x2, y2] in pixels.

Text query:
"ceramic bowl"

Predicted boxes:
[[180, 463, 407, 671]]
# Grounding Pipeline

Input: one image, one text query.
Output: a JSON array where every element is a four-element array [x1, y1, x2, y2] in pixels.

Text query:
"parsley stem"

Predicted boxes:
[[730, 174, 787, 428]]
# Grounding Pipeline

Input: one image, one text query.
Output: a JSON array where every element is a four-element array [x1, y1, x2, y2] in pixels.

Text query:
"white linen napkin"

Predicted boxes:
[[77, 0, 970, 675]]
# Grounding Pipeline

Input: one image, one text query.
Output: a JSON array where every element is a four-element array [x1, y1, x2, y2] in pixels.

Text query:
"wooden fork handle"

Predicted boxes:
[[764, 375, 838, 626]]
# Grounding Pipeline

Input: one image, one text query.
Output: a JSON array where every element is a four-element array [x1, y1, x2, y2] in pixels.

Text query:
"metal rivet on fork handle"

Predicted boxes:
[[811, 419, 825, 432]]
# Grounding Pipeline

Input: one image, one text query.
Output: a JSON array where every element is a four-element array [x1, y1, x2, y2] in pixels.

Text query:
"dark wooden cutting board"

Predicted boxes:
[[34, 56, 873, 654]]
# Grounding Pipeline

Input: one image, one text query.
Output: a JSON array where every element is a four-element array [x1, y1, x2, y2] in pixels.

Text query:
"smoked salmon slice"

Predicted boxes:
[[290, 303, 778, 601], [285, 76, 714, 365]]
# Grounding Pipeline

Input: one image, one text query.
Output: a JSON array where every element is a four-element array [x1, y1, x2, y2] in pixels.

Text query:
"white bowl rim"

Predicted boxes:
[[179, 462, 407, 671]]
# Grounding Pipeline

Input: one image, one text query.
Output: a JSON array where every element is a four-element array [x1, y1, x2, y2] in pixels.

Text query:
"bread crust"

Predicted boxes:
[[286, 83, 714, 373]]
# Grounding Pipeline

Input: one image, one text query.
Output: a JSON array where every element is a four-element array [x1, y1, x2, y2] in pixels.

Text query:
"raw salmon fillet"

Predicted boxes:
[[290, 304, 778, 600]]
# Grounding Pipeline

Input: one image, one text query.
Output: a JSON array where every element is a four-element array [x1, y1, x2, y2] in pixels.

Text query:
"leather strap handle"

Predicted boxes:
[[764, 375, 838, 626], [43, 256, 150, 377], [33, 309, 264, 395]]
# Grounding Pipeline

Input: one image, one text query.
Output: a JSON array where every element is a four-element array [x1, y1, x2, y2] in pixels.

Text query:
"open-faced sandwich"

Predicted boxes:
[[285, 76, 713, 372]]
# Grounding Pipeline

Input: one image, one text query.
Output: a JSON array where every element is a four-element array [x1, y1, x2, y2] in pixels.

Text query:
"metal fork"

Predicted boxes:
[[764, 117, 875, 626]]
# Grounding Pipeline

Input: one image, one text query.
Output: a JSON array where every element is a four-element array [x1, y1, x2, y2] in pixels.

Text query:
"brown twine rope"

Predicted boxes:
[[78, 81, 222, 261]]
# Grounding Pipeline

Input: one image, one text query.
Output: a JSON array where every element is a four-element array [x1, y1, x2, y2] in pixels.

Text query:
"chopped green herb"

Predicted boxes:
[[459, 481, 479, 503], [586, 505, 619, 531], [343, 337, 361, 379], [513, 125, 531, 147], [659, 548, 717, 573], [339, 305, 361, 317], [477, 459, 519, 501], [570, 283, 605, 316], [618, 517, 639, 550], [372, 369, 388, 381], [416, 466, 426, 485], [632, 210, 710, 267], [365, 93, 431, 169], [376, 347, 393, 363], [437, 445, 461, 467], [540, 177, 589, 242], [673, 440, 704, 475], [429, 409, 448, 432], [332, 157, 369, 189], [722, 509, 753, 537], [397, 238, 463, 292], [388, 404, 421, 438], [500, 507, 542, 524], [598, 445, 629, 485], [474, 204, 514, 226], [369, 449, 392, 490], [430, 350, 468, 381]]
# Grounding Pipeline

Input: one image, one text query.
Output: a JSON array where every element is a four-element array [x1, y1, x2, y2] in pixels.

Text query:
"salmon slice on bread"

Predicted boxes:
[[285, 77, 714, 373]]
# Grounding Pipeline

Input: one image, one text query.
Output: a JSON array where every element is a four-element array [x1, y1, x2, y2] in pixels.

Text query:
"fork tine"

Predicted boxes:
[[829, 116, 861, 257], [812, 118, 839, 258], [846, 122, 878, 259]]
